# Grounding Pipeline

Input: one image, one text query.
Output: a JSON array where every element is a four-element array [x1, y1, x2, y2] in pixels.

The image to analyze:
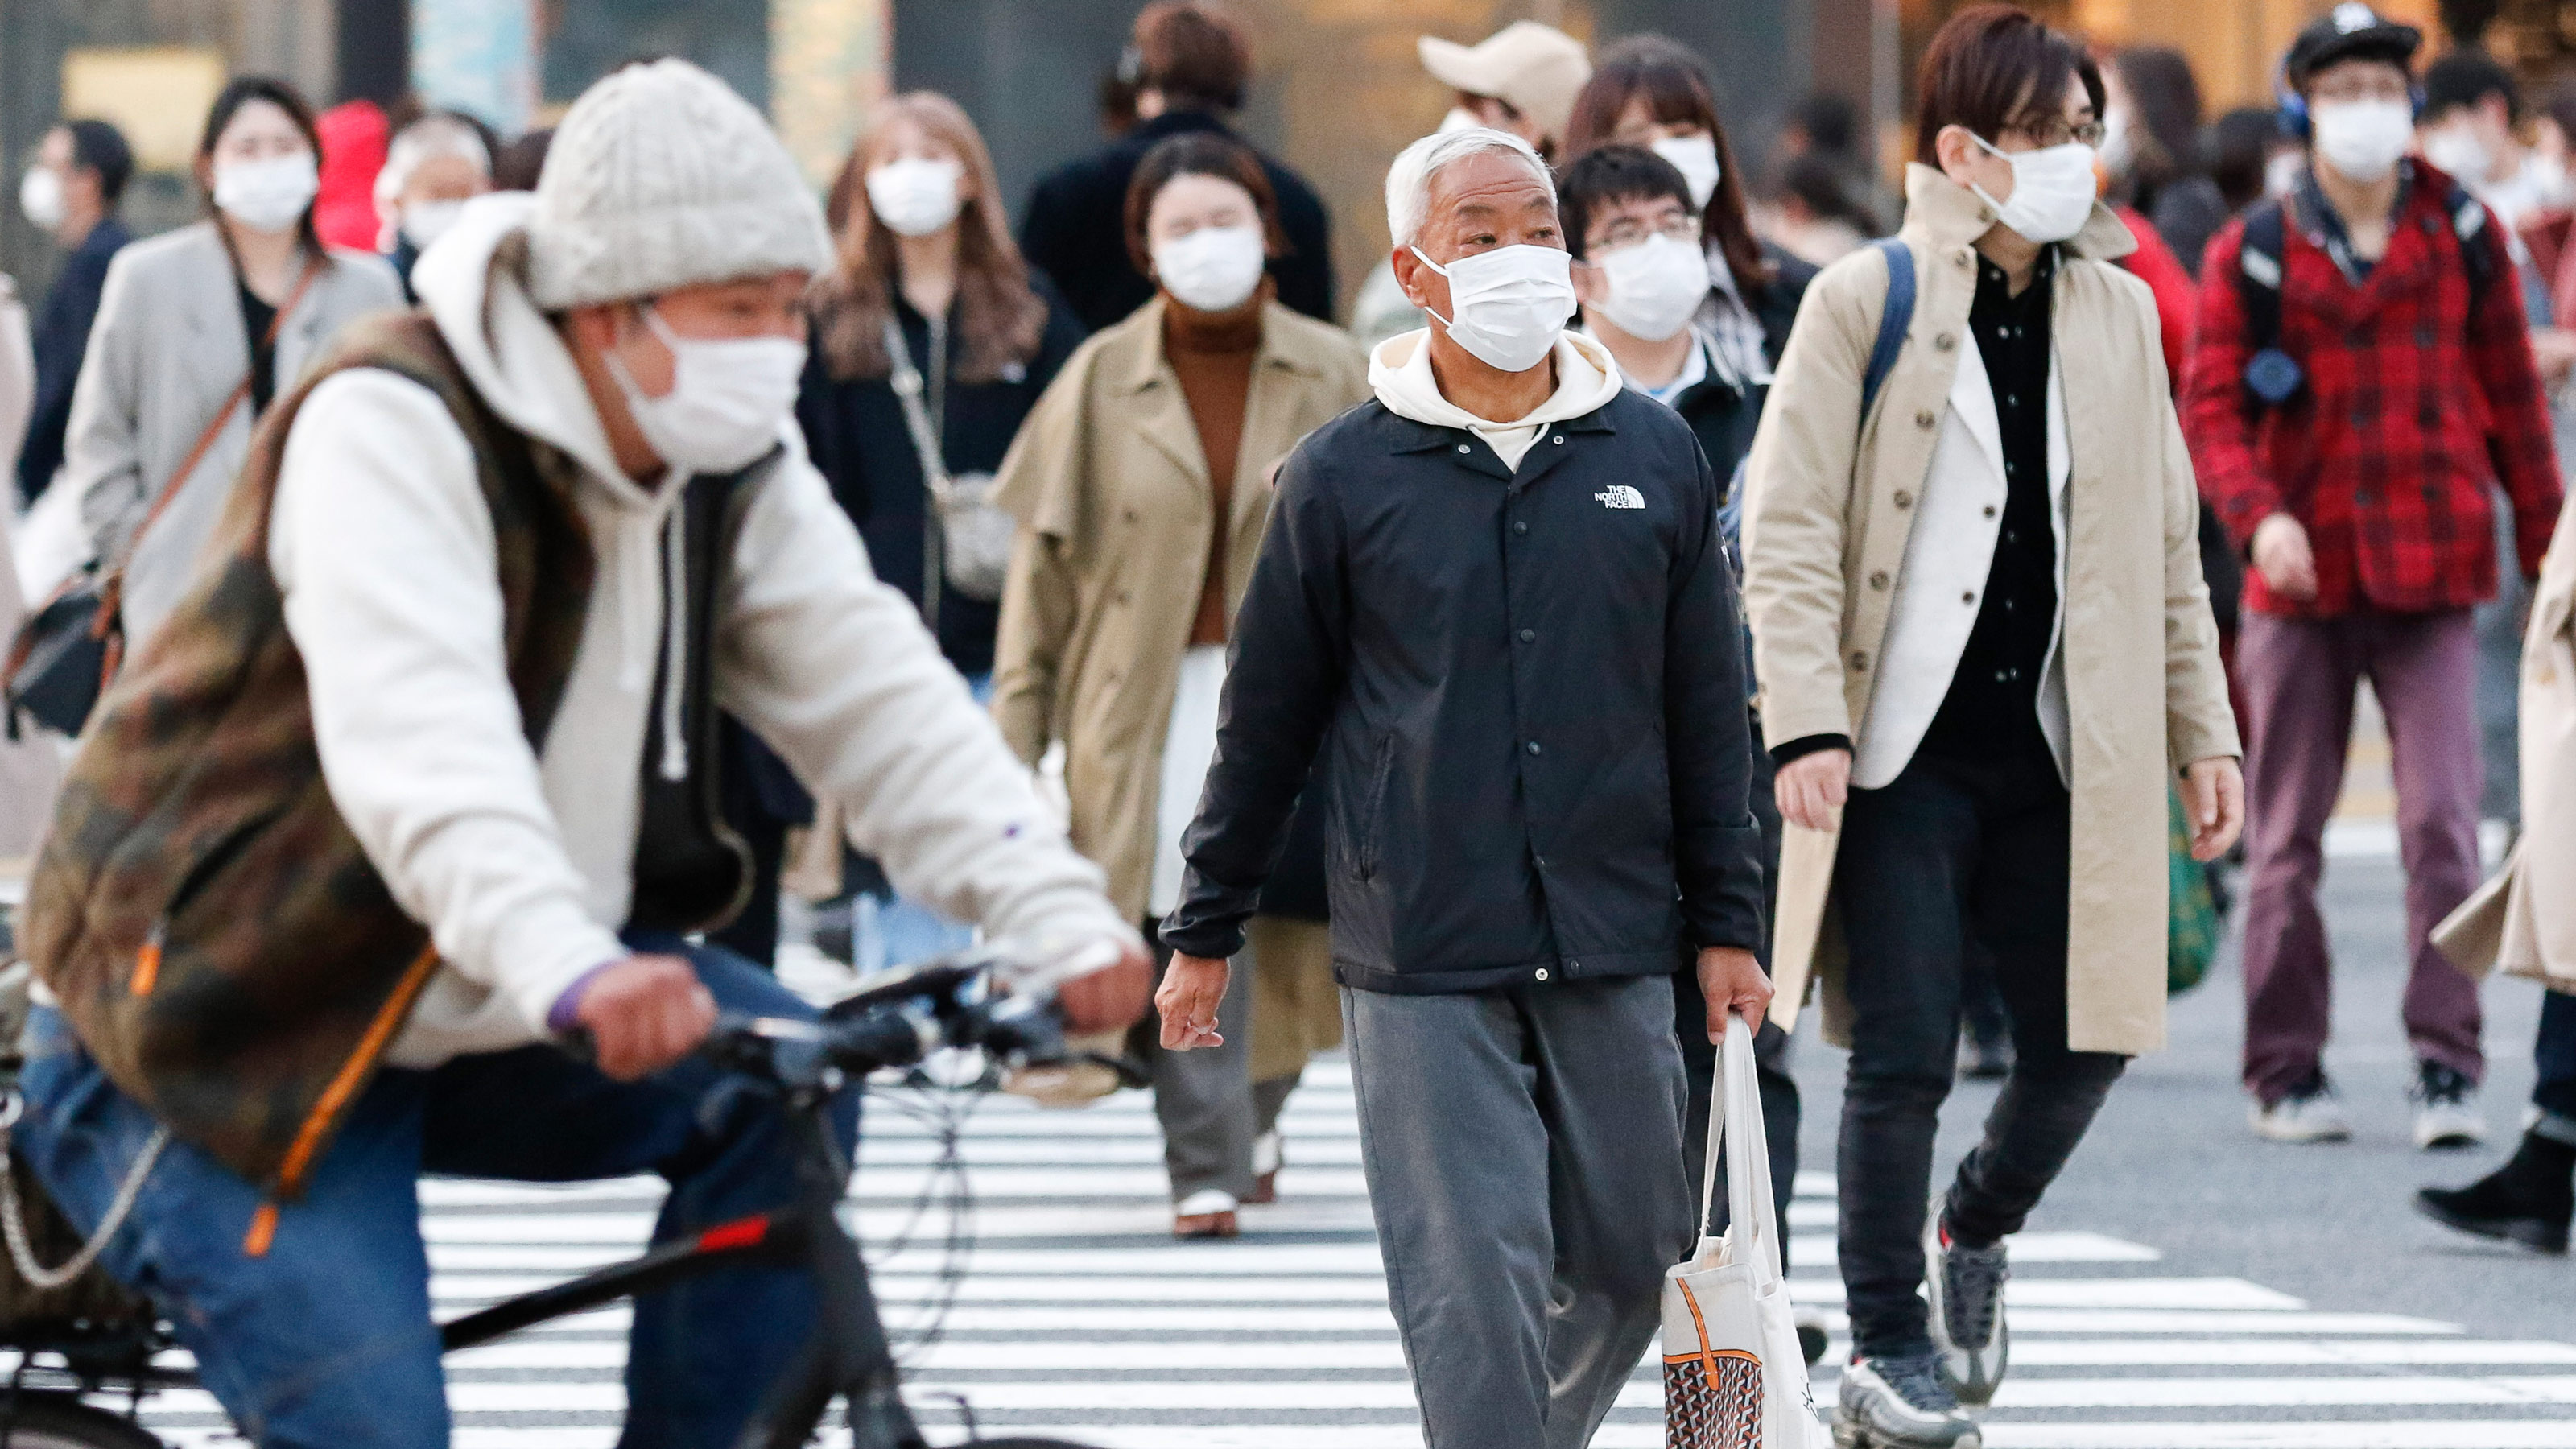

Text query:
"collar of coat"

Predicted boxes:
[[1897, 163, 2137, 265], [1116, 294, 1335, 394]]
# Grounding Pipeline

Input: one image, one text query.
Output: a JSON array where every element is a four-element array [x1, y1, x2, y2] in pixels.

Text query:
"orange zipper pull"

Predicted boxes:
[[244, 1202, 279, 1257], [130, 924, 165, 998]]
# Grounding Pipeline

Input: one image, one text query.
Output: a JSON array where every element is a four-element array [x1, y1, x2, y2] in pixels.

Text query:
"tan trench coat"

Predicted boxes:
[[1740, 165, 2240, 1055], [2436, 489, 2576, 994], [989, 296, 1369, 923]]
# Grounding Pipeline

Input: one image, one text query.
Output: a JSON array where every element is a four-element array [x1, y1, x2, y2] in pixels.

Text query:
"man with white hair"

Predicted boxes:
[[1157, 127, 1772, 1449], [374, 109, 492, 299], [16, 60, 1148, 1447]]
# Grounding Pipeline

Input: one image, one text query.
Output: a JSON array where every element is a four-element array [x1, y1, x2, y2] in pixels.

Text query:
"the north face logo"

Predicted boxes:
[[1595, 485, 1645, 510]]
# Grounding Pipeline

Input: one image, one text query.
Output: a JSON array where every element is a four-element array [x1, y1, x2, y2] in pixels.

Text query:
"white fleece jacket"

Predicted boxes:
[[1365, 328, 1624, 469], [270, 192, 1133, 1067]]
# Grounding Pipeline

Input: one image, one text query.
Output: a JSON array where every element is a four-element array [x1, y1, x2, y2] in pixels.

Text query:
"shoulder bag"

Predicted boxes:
[[883, 316, 1014, 632]]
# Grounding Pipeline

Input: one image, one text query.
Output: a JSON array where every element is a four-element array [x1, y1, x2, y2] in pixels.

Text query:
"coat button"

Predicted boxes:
[[1535, 968, 1551, 981], [1963, 591, 1976, 604], [1868, 570, 1889, 590], [1458, 444, 1472, 453], [1553, 435, 1566, 444], [1934, 332, 1957, 352], [1893, 490, 1913, 509], [1915, 409, 1937, 430], [1850, 650, 1870, 671], [1520, 628, 1536, 642], [1514, 521, 1529, 535], [1983, 505, 1997, 518], [1566, 960, 1579, 972], [1955, 252, 1971, 269], [1526, 741, 1542, 756]]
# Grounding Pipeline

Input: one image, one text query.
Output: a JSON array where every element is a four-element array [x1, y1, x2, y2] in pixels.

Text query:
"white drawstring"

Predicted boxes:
[[658, 495, 689, 782]]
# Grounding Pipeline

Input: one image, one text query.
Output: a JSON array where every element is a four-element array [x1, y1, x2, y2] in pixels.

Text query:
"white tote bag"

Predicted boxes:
[[1662, 1016, 1832, 1449]]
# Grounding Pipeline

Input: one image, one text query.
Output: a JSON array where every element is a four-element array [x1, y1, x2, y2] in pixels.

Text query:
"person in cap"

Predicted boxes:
[[1158, 124, 1773, 1449], [12, 59, 1150, 1447], [2182, 2, 2561, 1151], [1018, 0, 1333, 332], [1348, 19, 1591, 346]]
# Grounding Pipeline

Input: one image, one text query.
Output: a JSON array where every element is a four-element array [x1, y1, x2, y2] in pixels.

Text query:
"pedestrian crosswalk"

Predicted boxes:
[[101, 1055, 2576, 1447]]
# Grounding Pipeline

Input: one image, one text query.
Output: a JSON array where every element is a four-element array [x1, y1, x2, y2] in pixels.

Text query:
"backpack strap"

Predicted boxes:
[[1858, 236, 1914, 429], [2442, 179, 2498, 307], [2237, 200, 2302, 407]]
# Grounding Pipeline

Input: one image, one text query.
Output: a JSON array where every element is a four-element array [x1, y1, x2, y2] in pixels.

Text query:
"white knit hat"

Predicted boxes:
[[526, 59, 832, 311]]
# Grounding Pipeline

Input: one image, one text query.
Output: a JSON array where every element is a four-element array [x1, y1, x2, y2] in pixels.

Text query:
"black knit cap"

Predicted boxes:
[[2285, 2, 2423, 84]]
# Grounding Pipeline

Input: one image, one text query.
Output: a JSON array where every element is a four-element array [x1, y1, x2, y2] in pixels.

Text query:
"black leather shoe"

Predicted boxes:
[[2415, 1130, 2574, 1255]]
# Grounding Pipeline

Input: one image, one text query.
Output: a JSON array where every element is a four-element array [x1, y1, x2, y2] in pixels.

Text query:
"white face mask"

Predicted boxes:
[[606, 307, 808, 477], [19, 167, 62, 232], [400, 199, 467, 250], [1590, 232, 1710, 342], [1438, 107, 1482, 135], [2310, 98, 2415, 184], [1968, 134, 2099, 244], [1410, 243, 1575, 374], [1651, 134, 1723, 210], [1154, 223, 1266, 313], [865, 157, 964, 238], [2421, 123, 2492, 188], [213, 151, 319, 235]]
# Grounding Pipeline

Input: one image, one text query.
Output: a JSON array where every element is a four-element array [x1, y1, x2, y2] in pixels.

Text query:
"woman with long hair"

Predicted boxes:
[[991, 131, 1367, 1238], [791, 91, 1087, 969], [64, 75, 402, 647], [2103, 45, 2229, 275]]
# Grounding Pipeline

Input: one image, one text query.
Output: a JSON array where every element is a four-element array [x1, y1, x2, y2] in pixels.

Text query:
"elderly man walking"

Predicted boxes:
[[1155, 126, 1772, 1449]]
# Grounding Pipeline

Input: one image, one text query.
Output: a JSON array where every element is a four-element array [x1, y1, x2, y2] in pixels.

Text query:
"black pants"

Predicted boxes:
[[2537, 989, 2576, 1125], [1835, 747, 2125, 1360], [1675, 713, 1801, 1265]]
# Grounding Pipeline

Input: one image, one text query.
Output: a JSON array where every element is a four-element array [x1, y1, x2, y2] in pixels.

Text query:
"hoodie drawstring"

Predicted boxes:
[[658, 498, 689, 783]]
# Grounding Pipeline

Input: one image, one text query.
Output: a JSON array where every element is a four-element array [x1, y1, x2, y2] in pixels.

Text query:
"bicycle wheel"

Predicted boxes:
[[0, 1395, 168, 1448]]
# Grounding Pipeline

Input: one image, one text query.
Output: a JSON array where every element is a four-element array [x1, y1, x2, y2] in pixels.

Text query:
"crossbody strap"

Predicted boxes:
[[882, 316, 956, 506]]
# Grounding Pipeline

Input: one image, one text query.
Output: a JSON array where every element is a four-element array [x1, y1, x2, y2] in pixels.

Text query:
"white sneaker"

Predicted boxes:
[[2249, 1074, 2351, 1143], [2411, 1062, 2487, 1150]]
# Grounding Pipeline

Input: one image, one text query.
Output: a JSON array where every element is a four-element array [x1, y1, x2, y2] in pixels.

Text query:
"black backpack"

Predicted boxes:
[[2235, 180, 2497, 409]]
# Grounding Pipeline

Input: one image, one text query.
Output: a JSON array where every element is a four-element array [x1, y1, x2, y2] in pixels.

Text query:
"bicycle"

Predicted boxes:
[[0, 946, 1130, 1449]]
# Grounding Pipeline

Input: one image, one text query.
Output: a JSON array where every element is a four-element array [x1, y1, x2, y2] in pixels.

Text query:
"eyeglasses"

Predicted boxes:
[[2308, 76, 2412, 105], [2001, 118, 2107, 150], [1589, 213, 1702, 252]]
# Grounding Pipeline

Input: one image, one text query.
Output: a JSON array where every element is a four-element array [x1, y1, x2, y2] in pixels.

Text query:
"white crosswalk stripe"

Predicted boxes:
[[107, 1056, 2576, 1446]]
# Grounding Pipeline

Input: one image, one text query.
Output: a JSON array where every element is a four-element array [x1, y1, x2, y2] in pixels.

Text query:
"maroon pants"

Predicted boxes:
[[2237, 609, 2485, 1104]]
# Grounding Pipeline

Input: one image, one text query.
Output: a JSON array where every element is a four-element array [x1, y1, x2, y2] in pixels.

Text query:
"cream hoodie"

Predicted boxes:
[[1365, 327, 1624, 469], [267, 192, 1133, 1067]]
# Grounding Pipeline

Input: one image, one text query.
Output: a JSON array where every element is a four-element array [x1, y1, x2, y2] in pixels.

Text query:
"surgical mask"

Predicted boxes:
[[213, 151, 319, 234], [2309, 99, 2414, 184], [605, 307, 807, 477], [18, 168, 62, 231], [2421, 123, 2493, 187], [1968, 134, 2099, 244], [1154, 223, 1266, 313], [400, 199, 466, 250], [1590, 233, 1710, 341], [865, 157, 964, 238], [1438, 106, 1482, 135], [1411, 243, 1575, 374], [1652, 134, 1723, 210]]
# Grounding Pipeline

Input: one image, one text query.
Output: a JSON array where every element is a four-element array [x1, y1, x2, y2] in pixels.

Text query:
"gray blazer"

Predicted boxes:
[[64, 221, 402, 642]]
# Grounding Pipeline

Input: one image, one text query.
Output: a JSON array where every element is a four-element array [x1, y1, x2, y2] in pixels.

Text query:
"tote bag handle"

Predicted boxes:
[[1695, 1013, 1783, 1286]]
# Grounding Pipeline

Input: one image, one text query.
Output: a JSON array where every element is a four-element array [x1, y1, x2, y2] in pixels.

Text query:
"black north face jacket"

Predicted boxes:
[[1158, 387, 1766, 993]]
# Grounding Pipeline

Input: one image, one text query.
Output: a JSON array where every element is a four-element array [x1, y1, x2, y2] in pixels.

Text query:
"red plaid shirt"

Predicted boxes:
[[2182, 167, 2562, 619]]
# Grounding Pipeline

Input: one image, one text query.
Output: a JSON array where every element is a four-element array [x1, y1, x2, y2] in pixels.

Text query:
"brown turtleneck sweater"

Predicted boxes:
[[1163, 287, 1266, 645]]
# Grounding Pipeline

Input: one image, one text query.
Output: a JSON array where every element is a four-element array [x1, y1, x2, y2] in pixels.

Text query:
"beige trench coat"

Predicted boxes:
[[2436, 489, 2576, 994], [989, 296, 1368, 923], [1740, 165, 2239, 1055]]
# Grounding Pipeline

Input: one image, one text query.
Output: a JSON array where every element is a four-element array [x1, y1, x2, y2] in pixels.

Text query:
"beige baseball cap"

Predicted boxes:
[[1418, 22, 1591, 143]]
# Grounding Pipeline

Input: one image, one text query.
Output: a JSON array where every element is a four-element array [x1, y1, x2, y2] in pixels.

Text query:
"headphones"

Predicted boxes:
[[2276, 76, 2425, 140]]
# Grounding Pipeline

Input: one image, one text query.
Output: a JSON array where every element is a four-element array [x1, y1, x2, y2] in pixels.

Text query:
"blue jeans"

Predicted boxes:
[[14, 938, 858, 1449]]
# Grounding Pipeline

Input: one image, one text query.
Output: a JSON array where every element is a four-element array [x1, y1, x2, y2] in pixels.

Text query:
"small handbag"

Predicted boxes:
[[4, 262, 322, 737], [883, 318, 1014, 624], [1662, 1016, 1832, 1449]]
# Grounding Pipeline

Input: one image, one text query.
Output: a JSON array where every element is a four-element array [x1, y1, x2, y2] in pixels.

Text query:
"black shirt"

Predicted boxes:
[[238, 283, 279, 415], [20, 217, 130, 502], [1919, 248, 2058, 763]]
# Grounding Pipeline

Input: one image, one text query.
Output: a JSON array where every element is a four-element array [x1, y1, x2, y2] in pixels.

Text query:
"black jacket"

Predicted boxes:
[[1160, 389, 1766, 993], [1670, 244, 1816, 496], [1018, 111, 1334, 333], [19, 217, 130, 502], [795, 279, 1086, 675]]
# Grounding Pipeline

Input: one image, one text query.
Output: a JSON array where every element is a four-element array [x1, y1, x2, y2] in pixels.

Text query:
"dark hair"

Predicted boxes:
[[1780, 151, 1875, 231], [2204, 106, 2281, 213], [1790, 93, 1860, 157], [492, 128, 554, 192], [1131, 2, 1251, 114], [1913, 5, 2104, 167], [1558, 145, 1693, 261], [1123, 131, 1283, 279], [63, 119, 133, 206], [2545, 78, 2576, 154], [2111, 46, 2205, 193], [1563, 35, 1773, 302], [198, 76, 325, 249], [2423, 47, 2519, 122]]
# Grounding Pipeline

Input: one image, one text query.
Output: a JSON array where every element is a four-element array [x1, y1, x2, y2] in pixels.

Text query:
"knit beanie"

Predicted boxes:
[[526, 59, 832, 311]]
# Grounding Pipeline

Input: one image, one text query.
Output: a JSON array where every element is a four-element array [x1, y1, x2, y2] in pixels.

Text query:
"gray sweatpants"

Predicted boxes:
[[1344, 976, 1693, 1449]]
